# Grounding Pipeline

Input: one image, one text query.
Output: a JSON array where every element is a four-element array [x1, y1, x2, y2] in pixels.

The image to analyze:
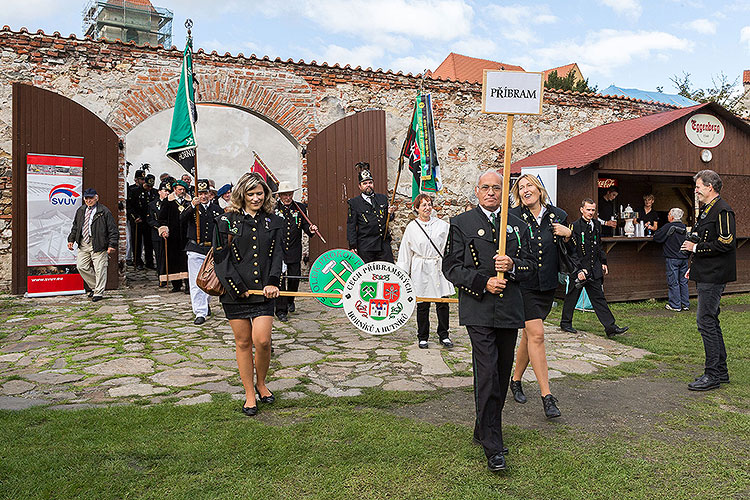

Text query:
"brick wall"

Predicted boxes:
[[0, 27, 676, 290]]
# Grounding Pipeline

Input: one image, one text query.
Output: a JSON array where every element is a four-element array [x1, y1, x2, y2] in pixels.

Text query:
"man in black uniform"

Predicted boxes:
[[273, 181, 317, 321], [442, 170, 535, 472], [182, 179, 224, 325], [682, 170, 736, 391], [560, 199, 628, 337], [346, 163, 396, 263], [147, 179, 171, 287], [158, 179, 191, 293], [126, 169, 146, 267]]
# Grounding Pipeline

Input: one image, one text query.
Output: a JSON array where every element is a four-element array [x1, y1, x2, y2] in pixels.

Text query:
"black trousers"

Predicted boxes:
[[276, 261, 302, 315], [467, 325, 518, 459], [696, 282, 728, 378], [416, 302, 449, 341], [358, 244, 394, 264], [560, 277, 616, 333], [129, 220, 153, 267]]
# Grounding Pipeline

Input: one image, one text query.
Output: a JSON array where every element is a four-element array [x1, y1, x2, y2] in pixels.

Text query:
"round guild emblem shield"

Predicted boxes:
[[342, 261, 416, 335], [309, 249, 364, 308]]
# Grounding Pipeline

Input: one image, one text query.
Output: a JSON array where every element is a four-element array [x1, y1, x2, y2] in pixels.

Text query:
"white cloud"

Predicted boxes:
[[390, 55, 441, 75], [452, 37, 498, 59], [318, 44, 386, 69], [684, 18, 717, 34], [486, 4, 556, 44], [741, 26, 750, 50], [530, 29, 692, 77], [599, 0, 642, 19]]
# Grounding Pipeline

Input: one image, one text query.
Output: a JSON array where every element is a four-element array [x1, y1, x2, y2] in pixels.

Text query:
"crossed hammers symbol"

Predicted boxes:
[[322, 260, 354, 291]]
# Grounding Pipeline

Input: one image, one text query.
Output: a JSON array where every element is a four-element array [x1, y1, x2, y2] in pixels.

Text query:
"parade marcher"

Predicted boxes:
[[396, 193, 455, 349], [126, 169, 146, 266], [147, 179, 171, 287], [682, 170, 736, 391], [182, 179, 224, 325], [213, 172, 283, 416], [273, 181, 317, 321], [560, 199, 629, 337], [67, 188, 118, 302], [217, 183, 233, 211], [157, 179, 191, 293], [141, 175, 158, 269], [159, 172, 171, 182], [346, 162, 396, 263], [598, 186, 619, 237], [653, 207, 689, 312], [508, 174, 572, 419], [442, 170, 535, 472]]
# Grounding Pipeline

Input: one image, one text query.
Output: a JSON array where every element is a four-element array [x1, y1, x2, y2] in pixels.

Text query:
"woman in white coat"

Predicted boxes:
[[397, 194, 455, 349]]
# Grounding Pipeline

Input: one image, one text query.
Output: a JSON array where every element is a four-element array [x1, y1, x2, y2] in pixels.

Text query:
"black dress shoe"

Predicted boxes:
[[92, 295, 103, 302], [242, 405, 258, 416], [288, 302, 295, 313], [87, 290, 94, 298], [688, 374, 721, 391], [487, 453, 507, 472], [560, 325, 578, 334], [194, 316, 206, 325], [255, 385, 275, 404], [606, 326, 628, 337], [694, 373, 730, 384], [510, 380, 527, 404], [542, 394, 561, 418]]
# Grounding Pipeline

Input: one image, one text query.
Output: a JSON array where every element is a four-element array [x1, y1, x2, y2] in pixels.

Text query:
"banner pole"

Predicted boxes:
[[497, 114, 514, 279], [240, 289, 458, 302]]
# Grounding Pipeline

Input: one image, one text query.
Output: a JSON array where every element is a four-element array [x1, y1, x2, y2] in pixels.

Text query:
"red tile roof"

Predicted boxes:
[[543, 63, 580, 81], [431, 53, 524, 83], [744, 70, 750, 84], [511, 103, 712, 173]]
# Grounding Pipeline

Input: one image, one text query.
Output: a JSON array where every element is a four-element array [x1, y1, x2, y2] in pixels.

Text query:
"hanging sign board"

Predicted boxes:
[[481, 70, 544, 115], [26, 153, 85, 297], [685, 114, 725, 148]]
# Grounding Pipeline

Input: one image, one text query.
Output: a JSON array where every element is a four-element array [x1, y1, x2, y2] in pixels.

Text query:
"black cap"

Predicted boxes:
[[83, 188, 97, 197], [196, 179, 210, 192], [145, 174, 155, 186], [134, 169, 145, 179], [356, 162, 373, 183]]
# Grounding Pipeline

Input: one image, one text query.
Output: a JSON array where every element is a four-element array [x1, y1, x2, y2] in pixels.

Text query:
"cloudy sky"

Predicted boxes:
[[5, 0, 750, 92]]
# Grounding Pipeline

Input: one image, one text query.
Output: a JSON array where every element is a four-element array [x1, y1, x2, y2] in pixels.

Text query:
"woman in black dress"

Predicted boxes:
[[214, 172, 283, 416], [509, 174, 572, 419]]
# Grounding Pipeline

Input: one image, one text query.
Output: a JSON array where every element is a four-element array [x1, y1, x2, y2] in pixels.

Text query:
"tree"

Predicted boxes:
[[670, 72, 748, 114], [544, 69, 598, 93]]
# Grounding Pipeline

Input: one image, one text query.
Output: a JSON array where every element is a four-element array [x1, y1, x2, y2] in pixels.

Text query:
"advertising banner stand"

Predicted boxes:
[[26, 153, 85, 297]]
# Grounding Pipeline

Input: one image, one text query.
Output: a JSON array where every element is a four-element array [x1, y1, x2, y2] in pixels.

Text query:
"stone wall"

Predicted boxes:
[[0, 26, 675, 290]]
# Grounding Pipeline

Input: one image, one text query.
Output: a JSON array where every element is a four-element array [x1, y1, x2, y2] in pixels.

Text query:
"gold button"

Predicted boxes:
[[252, 228, 256, 231], [253, 236, 257, 240], [499, 294, 503, 298], [253, 262, 258, 266], [255, 279, 259, 283], [253, 245, 257, 249], [254, 271, 258, 275]]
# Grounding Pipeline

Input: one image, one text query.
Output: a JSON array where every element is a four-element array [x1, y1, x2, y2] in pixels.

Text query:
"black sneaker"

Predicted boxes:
[[441, 338, 454, 349], [542, 394, 561, 418]]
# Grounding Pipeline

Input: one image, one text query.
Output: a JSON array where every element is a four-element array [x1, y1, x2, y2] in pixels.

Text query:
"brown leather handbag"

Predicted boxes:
[[196, 234, 232, 296]]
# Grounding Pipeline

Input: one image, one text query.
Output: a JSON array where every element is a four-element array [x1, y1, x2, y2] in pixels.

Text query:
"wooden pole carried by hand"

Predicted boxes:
[[292, 200, 327, 244], [497, 114, 514, 280]]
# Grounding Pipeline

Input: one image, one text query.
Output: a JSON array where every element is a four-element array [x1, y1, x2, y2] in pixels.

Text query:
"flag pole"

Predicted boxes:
[[497, 114, 514, 280], [185, 19, 201, 244]]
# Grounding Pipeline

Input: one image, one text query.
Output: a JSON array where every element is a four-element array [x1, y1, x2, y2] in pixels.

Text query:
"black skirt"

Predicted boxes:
[[222, 300, 275, 320], [521, 288, 557, 321]]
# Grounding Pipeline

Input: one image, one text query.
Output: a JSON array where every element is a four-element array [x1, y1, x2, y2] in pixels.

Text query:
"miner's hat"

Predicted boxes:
[[356, 162, 373, 183], [134, 169, 145, 179], [196, 179, 210, 193]]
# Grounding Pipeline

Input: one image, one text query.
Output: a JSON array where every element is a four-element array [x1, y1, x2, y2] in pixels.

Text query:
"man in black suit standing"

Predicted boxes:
[[682, 170, 736, 391], [560, 198, 628, 337], [346, 163, 395, 263], [442, 170, 535, 472]]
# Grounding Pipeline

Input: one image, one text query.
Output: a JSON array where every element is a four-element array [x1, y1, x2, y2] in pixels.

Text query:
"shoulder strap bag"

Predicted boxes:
[[196, 234, 232, 296]]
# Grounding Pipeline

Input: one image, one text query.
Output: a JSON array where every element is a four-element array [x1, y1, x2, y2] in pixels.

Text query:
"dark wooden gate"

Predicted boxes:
[[306, 110, 387, 261], [11, 83, 120, 294]]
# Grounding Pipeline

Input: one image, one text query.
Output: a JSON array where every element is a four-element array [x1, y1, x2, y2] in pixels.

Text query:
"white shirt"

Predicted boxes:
[[361, 193, 373, 205]]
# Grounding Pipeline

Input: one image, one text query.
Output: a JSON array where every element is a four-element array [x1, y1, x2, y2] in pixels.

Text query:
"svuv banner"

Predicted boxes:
[[26, 153, 85, 296]]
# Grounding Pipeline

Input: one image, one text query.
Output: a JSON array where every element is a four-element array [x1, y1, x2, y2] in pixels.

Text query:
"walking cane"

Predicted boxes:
[[292, 200, 327, 244], [163, 236, 170, 284], [133, 220, 139, 267]]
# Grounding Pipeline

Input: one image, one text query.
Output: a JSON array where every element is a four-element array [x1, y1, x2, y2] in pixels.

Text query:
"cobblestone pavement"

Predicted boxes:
[[0, 270, 650, 410]]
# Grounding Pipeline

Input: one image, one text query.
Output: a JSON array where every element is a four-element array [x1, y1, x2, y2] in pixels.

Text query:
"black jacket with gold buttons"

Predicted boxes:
[[690, 196, 736, 284], [442, 207, 535, 329], [346, 193, 393, 252], [511, 204, 570, 291], [181, 202, 224, 255], [275, 200, 312, 264], [213, 210, 284, 303], [569, 217, 606, 280]]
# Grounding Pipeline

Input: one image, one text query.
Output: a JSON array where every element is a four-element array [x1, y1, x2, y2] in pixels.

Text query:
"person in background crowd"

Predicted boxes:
[[653, 207, 689, 312], [442, 170, 535, 473], [157, 179, 191, 293], [126, 169, 146, 266], [560, 199, 628, 338], [67, 188, 118, 302], [147, 179, 171, 287], [181, 173, 193, 189], [346, 162, 396, 263], [159, 172, 171, 182], [508, 174, 572, 419], [217, 183, 233, 210], [214, 172, 283, 416], [598, 186, 619, 237], [182, 179, 224, 325], [273, 181, 317, 322], [639, 193, 659, 236], [397, 193, 455, 349], [682, 170, 736, 391]]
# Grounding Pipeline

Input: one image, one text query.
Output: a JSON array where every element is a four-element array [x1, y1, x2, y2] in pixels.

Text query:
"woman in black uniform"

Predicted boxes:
[[509, 174, 572, 418], [214, 172, 283, 416]]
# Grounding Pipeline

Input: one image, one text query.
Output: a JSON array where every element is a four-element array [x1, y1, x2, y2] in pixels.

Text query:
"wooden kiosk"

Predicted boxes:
[[512, 102, 750, 301]]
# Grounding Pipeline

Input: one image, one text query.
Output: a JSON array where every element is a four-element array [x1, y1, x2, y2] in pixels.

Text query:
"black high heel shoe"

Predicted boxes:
[[255, 384, 275, 404]]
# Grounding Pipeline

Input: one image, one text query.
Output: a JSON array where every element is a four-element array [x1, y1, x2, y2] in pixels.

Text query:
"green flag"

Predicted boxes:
[[402, 94, 441, 200], [166, 37, 197, 175]]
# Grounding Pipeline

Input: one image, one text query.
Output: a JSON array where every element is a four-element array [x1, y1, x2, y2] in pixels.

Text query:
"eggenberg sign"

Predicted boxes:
[[685, 113, 725, 148]]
